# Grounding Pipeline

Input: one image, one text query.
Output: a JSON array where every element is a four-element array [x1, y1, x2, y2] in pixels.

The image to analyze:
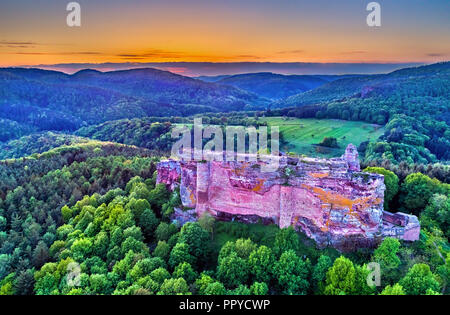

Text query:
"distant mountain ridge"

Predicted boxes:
[[1, 62, 448, 164], [274, 62, 450, 108], [197, 72, 363, 100], [30, 61, 423, 76], [270, 62, 450, 163], [0, 67, 268, 139]]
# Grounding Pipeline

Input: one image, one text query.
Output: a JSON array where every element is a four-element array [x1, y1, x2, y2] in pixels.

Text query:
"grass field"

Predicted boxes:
[[261, 117, 385, 158]]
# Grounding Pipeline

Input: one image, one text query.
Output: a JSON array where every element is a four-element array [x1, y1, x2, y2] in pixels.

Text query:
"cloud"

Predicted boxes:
[[233, 55, 262, 60], [339, 50, 368, 55], [0, 40, 102, 56], [426, 53, 447, 57], [64, 52, 102, 55], [117, 56, 147, 60], [0, 41, 39, 49], [117, 49, 185, 59], [116, 50, 263, 61], [5, 45, 31, 48], [276, 50, 304, 55], [0, 41, 37, 46], [7, 51, 102, 55]]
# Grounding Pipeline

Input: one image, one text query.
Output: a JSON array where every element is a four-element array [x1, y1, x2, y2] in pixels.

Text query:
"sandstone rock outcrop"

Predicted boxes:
[[157, 144, 420, 250]]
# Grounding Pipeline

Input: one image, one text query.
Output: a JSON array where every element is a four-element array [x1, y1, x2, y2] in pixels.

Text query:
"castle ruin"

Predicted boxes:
[[157, 144, 420, 250]]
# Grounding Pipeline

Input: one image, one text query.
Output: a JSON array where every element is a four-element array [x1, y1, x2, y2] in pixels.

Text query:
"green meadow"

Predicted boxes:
[[261, 117, 385, 158]]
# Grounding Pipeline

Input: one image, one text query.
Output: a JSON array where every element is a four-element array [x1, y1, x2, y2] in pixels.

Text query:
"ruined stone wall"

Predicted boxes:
[[157, 144, 420, 250]]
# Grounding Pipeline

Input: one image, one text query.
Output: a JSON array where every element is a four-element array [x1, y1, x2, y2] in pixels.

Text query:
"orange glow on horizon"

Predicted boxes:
[[1, 48, 447, 68]]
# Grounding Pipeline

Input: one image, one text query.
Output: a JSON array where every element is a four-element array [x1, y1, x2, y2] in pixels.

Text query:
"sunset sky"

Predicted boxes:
[[0, 0, 449, 73]]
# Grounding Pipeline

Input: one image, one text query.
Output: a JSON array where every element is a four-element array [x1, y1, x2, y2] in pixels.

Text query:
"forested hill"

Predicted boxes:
[[75, 119, 174, 153], [68, 68, 266, 110], [274, 62, 450, 109], [0, 64, 449, 295], [0, 67, 267, 140], [0, 140, 160, 293], [0, 132, 90, 160], [1, 134, 449, 296], [210, 73, 329, 100], [198, 73, 360, 100], [270, 62, 450, 164]]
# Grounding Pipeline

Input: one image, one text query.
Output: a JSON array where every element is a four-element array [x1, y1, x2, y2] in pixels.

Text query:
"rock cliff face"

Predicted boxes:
[[157, 144, 420, 251]]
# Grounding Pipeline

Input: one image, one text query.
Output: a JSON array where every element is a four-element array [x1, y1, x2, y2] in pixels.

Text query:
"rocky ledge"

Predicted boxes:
[[157, 144, 420, 251]]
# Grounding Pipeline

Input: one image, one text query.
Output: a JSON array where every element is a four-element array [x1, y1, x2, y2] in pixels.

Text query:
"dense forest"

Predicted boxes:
[[0, 132, 89, 160], [0, 68, 268, 140], [0, 62, 449, 295], [0, 141, 160, 294], [1, 63, 449, 166], [76, 120, 175, 154], [202, 73, 337, 100], [0, 118, 36, 143], [271, 62, 450, 165], [0, 147, 448, 294]]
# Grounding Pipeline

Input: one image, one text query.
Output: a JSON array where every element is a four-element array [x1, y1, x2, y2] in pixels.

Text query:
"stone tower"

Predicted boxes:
[[342, 143, 360, 172], [156, 144, 420, 251]]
